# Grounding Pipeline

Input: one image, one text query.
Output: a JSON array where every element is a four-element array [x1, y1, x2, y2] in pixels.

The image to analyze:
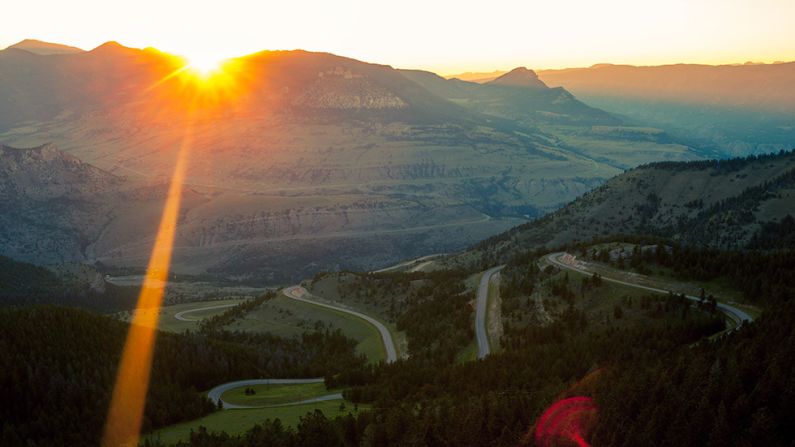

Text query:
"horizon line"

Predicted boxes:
[[3, 37, 794, 76]]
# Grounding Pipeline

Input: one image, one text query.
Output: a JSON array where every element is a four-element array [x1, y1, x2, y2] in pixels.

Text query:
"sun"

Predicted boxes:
[[185, 53, 229, 76]]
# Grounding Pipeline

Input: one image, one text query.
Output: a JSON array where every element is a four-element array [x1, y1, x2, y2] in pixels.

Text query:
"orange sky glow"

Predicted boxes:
[[2, 0, 794, 74]]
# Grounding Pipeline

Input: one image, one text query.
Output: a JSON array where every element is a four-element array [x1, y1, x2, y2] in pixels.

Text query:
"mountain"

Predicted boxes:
[[467, 150, 795, 262], [7, 39, 84, 55], [401, 67, 619, 126], [537, 62, 795, 155], [0, 42, 703, 282], [401, 67, 699, 169], [487, 67, 547, 88]]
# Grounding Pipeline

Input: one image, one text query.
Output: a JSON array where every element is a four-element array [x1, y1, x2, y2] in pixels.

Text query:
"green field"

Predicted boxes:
[[456, 341, 478, 363], [146, 399, 366, 445], [221, 382, 331, 407], [225, 295, 386, 362], [119, 298, 249, 332]]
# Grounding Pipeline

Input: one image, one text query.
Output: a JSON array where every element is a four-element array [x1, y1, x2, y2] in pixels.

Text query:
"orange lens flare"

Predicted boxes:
[[101, 134, 191, 447]]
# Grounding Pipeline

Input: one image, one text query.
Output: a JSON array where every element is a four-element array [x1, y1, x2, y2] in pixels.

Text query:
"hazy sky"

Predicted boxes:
[[2, 0, 794, 74]]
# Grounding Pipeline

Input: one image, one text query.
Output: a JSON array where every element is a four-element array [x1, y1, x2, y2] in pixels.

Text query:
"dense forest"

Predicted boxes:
[[139, 239, 795, 446], [748, 214, 795, 249], [579, 236, 795, 305], [4, 200, 795, 446], [0, 255, 139, 311], [147, 297, 782, 446], [144, 304, 794, 446], [395, 272, 472, 363], [0, 304, 364, 447]]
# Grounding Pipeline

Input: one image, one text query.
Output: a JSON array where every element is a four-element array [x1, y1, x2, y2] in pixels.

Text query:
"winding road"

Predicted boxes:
[[545, 252, 753, 327], [174, 303, 238, 321], [189, 287, 397, 411], [283, 286, 398, 363], [372, 253, 446, 273], [476, 266, 504, 359], [206, 378, 342, 410]]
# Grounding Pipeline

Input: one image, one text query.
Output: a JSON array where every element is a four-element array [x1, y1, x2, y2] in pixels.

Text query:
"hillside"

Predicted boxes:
[[7, 39, 84, 55], [0, 144, 121, 264], [0, 305, 363, 446], [465, 150, 795, 263]]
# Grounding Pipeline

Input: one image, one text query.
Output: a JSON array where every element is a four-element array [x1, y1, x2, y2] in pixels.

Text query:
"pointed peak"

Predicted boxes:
[[90, 41, 131, 53], [488, 67, 547, 88]]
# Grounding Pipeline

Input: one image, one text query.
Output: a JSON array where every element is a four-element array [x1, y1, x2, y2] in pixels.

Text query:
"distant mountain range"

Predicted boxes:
[[401, 66, 620, 126], [0, 40, 756, 282], [450, 61, 795, 156]]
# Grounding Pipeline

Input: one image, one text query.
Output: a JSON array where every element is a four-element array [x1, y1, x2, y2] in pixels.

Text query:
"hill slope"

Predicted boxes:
[[7, 39, 85, 55], [467, 150, 795, 263], [0, 144, 120, 263]]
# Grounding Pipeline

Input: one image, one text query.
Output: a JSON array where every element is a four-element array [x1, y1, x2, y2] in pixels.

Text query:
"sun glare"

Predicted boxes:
[[186, 53, 229, 76]]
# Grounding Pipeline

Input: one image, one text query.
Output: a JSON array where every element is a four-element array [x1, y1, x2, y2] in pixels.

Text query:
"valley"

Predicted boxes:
[[0, 44, 707, 284], [1, 24, 794, 447]]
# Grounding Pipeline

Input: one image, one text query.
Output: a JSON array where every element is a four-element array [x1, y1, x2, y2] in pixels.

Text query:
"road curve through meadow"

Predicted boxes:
[[545, 252, 753, 327], [283, 286, 398, 363], [174, 303, 239, 322], [206, 378, 342, 410]]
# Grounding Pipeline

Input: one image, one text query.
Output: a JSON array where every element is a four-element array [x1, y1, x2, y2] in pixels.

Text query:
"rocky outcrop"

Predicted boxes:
[[293, 67, 408, 110]]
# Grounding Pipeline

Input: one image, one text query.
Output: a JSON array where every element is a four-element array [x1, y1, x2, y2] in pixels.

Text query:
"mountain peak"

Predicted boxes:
[[90, 41, 132, 53], [8, 39, 84, 55], [488, 67, 547, 88]]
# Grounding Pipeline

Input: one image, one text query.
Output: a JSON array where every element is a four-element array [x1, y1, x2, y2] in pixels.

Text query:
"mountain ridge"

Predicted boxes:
[[8, 39, 85, 55], [487, 66, 547, 88], [0, 43, 702, 281], [463, 149, 795, 266]]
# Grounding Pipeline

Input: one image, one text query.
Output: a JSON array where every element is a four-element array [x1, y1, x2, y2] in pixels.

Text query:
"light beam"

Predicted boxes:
[[101, 130, 192, 447]]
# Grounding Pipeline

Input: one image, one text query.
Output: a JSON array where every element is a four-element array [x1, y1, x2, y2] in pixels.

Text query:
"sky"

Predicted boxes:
[[2, 0, 795, 74]]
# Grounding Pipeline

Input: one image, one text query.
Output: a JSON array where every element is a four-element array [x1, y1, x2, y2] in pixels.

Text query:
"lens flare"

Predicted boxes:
[[534, 397, 598, 447], [98, 47, 254, 446], [101, 132, 191, 447]]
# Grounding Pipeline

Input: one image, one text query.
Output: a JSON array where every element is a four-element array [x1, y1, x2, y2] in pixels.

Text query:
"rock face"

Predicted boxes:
[[0, 144, 120, 264], [0, 144, 117, 200], [487, 67, 548, 89], [294, 68, 408, 109]]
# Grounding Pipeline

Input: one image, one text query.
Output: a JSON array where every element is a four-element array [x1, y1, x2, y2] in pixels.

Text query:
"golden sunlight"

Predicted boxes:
[[101, 132, 192, 447], [185, 52, 230, 76]]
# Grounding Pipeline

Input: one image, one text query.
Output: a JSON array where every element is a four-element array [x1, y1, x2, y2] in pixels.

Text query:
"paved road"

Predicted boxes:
[[283, 286, 398, 363], [372, 253, 446, 273], [545, 252, 753, 327], [206, 378, 342, 409], [174, 303, 238, 321], [476, 266, 504, 359]]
